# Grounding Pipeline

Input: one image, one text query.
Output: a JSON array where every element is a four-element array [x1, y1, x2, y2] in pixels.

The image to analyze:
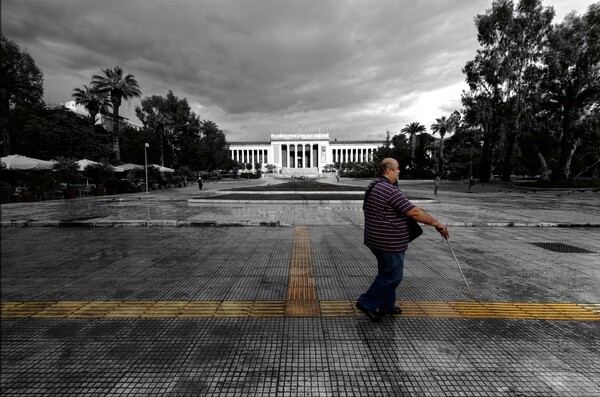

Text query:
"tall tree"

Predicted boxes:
[[462, 92, 503, 182], [464, 0, 554, 181], [543, 4, 600, 181], [198, 121, 231, 171], [72, 85, 111, 158], [135, 91, 202, 168], [92, 66, 141, 162], [0, 34, 44, 155], [400, 122, 426, 170], [431, 111, 460, 177]]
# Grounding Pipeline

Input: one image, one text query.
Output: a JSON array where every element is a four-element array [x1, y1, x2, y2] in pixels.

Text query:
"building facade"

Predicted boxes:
[[229, 132, 381, 173]]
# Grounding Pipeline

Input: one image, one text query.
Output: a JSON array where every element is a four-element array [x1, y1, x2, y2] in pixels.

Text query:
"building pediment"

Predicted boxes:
[[270, 133, 330, 141]]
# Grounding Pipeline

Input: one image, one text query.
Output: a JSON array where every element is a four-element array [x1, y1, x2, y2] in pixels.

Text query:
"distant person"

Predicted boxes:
[[198, 174, 203, 190], [434, 176, 440, 195], [335, 169, 340, 183], [356, 158, 449, 322]]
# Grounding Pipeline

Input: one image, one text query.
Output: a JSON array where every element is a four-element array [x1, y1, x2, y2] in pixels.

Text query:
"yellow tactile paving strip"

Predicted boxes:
[[285, 226, 321, 317], [2, 300, 598, 320], [3, 227, 599, 321]]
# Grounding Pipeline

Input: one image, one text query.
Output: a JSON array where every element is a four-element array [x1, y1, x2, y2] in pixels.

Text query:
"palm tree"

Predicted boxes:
[[430, 112, 459, 177], [401, 122, 426, 170], [92, 66, 141, 162], [72, 85, 111, 158]]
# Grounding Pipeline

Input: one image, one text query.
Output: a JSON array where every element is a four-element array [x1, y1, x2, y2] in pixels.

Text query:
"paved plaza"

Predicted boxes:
[[1, 176, 599, 396]]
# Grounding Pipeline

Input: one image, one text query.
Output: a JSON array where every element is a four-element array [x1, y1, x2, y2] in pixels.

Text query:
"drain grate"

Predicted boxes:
[[530, 242, 594, 253]]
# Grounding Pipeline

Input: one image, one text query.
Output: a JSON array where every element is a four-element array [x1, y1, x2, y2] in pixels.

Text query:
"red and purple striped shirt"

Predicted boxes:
[[363, 177, 416, 252]]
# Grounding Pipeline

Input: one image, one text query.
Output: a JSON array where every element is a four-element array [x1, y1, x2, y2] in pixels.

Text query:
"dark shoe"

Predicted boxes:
[[379, 306, 402, 316], [356, 302, 383, 323]]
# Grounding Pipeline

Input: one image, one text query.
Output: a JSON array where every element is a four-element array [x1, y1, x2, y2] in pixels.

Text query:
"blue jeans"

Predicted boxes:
[[357, 248, 405, 312]]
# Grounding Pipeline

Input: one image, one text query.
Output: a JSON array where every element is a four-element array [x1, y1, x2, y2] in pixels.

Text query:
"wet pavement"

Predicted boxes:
[[1, 175, 599, 396]]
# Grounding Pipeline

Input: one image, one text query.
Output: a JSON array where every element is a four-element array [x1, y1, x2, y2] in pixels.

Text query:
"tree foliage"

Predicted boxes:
[[1, 33, 44, 156], [135, 91, 202, 168], [92, 66, 142, 162], [10, 106, 114, 161], [401, 122, 426, 170], [542, 3, 600, 181], [462, 1, 599, 182], [197, 121, 233, 171]]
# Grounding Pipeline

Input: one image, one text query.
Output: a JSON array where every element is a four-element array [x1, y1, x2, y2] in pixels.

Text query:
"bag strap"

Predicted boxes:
[[363, 177, 387, 210]]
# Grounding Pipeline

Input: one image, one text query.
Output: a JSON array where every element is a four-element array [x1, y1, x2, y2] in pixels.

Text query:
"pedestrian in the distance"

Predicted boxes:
[[356, 158, 449, 322], [335, 169, 340, 183], [198, 174, 203, 190], [434, 176, 440, 195]]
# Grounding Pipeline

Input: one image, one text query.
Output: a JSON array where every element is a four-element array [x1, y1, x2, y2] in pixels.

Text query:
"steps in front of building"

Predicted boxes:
[[278, 167, 324, 178]]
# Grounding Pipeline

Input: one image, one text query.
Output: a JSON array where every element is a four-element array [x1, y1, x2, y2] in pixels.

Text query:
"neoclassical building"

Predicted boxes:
[[229, 132, 382, 173]]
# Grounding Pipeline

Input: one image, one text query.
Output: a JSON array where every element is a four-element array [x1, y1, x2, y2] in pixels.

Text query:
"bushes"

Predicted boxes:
[[339, 162, 376, 178], [83, 163, 116, 187], [54, 157, 80, 188]]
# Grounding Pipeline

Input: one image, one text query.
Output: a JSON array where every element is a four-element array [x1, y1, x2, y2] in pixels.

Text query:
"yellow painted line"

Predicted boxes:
[[2, 300, 599, 320], [285, 227, 321, 317]]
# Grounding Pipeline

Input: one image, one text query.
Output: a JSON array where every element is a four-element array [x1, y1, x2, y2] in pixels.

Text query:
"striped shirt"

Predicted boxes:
[[363, 177, 416, 252]]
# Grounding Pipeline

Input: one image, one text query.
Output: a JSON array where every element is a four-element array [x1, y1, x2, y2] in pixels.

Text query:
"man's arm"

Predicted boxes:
[[405, 207, 449, 238]]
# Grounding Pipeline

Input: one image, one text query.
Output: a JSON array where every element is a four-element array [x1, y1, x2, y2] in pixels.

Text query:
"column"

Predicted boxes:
[[303, 144, 307, 168], [286, 144, 290, 168], [291, 144, 295, 168]]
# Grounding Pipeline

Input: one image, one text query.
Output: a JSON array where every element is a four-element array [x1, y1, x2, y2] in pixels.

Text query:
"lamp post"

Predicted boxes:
[[144, 143, 149, 193]]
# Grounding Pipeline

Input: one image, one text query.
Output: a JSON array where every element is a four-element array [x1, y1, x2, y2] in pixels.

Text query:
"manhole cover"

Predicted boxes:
[[530, 242, 594, 253]]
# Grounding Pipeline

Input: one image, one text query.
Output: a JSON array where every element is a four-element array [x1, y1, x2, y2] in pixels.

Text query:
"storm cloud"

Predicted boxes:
[[1, 0, 592, 141]]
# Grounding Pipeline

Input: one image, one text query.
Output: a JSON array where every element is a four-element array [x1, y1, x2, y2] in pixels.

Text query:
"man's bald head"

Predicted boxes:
[[379, 158, 398, 175], [379, 158, 400, 183]]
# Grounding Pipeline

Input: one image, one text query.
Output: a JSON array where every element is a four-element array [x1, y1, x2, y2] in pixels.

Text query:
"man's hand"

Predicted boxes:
[[405, 207, 449, 239], [435, 223, 449, 239]]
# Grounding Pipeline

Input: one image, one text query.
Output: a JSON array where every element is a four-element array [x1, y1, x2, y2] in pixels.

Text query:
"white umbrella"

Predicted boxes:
[[1, 154, 56, 170], [77, 159, 124, 172], [118, 163, 145, 171], [150, 164, 175, 173]]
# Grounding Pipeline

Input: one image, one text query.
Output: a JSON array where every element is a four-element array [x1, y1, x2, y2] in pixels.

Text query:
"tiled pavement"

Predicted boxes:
[[1, 177, 599, 396]]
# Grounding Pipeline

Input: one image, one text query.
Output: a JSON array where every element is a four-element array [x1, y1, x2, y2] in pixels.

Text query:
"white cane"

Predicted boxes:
[[445, 238, 473, 296]]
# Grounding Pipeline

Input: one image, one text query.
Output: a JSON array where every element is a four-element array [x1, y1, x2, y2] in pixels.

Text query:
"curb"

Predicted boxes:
[[187, 199, 437, 205], [1, 220, 282, 227], [444, 222, 600, 227], [2, 220, 598, 228]]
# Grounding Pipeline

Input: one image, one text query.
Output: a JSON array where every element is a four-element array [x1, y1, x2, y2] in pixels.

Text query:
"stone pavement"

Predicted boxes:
[[1, 176, 599, 396]]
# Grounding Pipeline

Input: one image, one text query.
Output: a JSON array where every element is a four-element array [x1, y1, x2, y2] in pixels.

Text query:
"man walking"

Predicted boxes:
[[356, 158, 449, 322]]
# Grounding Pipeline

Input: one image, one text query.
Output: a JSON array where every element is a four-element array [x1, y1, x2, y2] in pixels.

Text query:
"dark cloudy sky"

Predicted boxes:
[[2, 0, 593, 142]]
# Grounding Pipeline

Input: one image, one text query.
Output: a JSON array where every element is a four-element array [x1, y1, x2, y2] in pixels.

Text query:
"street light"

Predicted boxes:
[[144, 143, 149, 193]]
